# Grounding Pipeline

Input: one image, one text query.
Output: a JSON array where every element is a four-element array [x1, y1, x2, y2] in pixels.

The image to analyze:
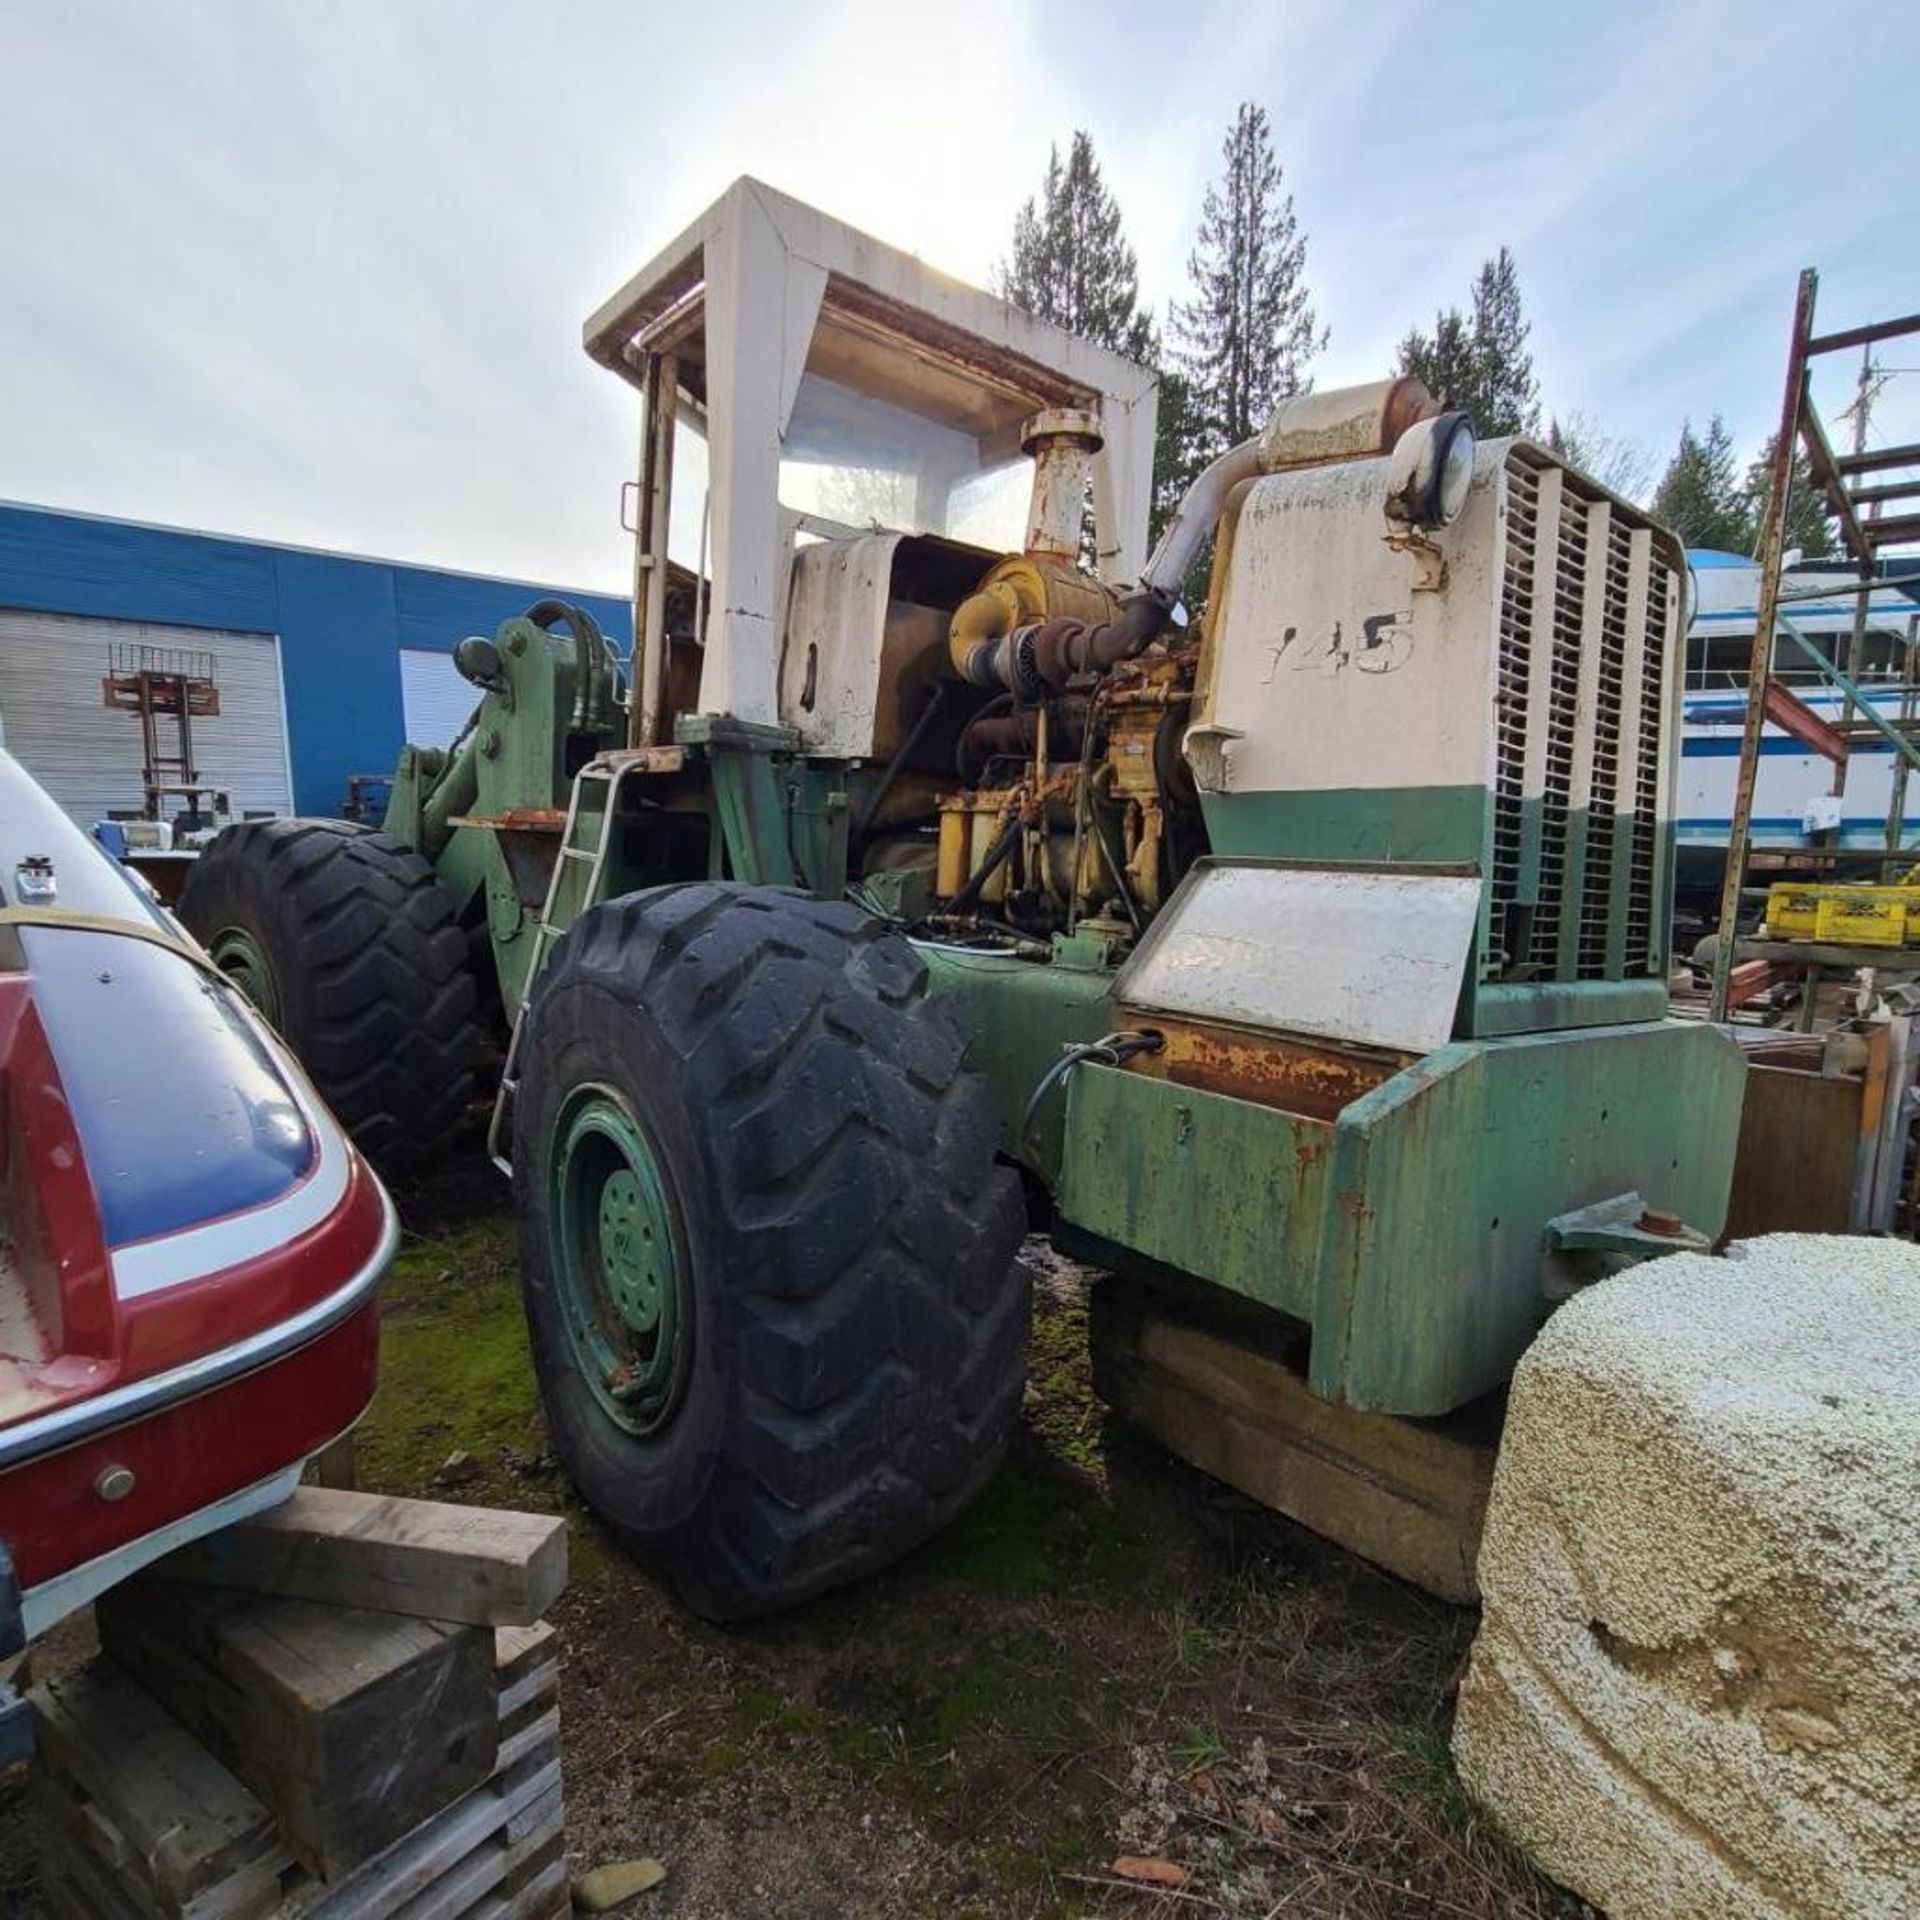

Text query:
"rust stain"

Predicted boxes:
[[1136, 1018, 1395, 1122]]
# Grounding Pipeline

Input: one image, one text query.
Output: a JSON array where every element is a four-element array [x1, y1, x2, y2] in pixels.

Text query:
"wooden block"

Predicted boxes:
[[488, 1857, 571, 1920], [493, 1622, 557, 1684], [36, 1773, 292, 1920], [495, 1707, 560, 1782], [39, 1831, 148, 1920], [30, 1664, 290, 1912], [502, 1775, 563, 1849], [384, 1819, 561, 1920], [285, 1782, 503, 1918], [1091, 1278, 1500, 1603], [284, 1744, 561, 1917], [498, 1829, 566, 1900], [96, 1580, 498, 1881], [153, 1489, 567, 1628], [496, 1669, 558, 1745]]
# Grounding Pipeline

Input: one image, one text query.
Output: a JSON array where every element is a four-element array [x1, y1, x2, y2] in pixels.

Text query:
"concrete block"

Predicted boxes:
[[1454, 1233, 1920, 1918]]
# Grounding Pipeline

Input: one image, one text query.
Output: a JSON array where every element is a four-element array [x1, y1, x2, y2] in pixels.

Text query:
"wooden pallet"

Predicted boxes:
[[36, 1613, 567, 1918]]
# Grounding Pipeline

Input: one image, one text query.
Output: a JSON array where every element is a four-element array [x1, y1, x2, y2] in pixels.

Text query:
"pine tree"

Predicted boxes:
[[1650, 416, 1754, 552], [1397, 310, 1476, 430], [1170, 103, 1326, 458], [1743, 434, 1835, 560], [998, 132, 1166, 570], [1469, 249, 1538, 436], [997, 132, 1154, 363], [1398, 247, 1539, 436], [1151, 365, 1199, 536]]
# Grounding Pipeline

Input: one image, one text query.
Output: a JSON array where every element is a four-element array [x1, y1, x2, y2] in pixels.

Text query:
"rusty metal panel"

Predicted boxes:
[[1060, 1016, 1747, 1419], [1058, 1064, 1327, 1323], [1133, 1018, 1396, 1121]]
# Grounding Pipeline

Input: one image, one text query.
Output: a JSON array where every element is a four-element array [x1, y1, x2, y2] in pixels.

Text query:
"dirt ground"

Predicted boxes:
[[0, 1164, 1585, 1919]]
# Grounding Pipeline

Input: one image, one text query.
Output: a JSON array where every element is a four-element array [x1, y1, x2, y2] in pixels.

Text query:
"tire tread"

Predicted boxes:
[[178, 818, 479, 1175], [519, 882, 1027, 1619]]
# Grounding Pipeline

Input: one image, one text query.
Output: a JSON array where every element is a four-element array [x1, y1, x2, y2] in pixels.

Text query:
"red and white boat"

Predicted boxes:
[[0, 750, 393, 1703]]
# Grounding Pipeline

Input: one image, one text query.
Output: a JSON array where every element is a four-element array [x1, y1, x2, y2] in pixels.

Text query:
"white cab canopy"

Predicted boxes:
[[585, 178, 1159, 730]]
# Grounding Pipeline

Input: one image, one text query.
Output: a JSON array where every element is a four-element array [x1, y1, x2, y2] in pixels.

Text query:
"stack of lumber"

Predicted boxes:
[[31, 1490, 569, 1919]]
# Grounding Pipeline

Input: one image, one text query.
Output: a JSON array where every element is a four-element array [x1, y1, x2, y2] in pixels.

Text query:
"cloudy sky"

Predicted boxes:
[[3, 0, 1914, 594]]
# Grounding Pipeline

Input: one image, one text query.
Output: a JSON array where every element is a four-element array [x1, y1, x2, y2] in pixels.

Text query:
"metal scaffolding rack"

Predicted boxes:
[[1708, 271, 1920, 1023]]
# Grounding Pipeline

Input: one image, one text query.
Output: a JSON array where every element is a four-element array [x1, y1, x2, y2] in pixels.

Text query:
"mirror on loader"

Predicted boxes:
[[177, 177, 1744, 1622]]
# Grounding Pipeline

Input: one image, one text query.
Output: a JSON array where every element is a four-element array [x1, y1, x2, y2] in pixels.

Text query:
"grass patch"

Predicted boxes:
[[1023, 1277, 1102, 1474], [341, 1184, 1575, 1920], [353, 1204, 619, 1586], [356, 1216, 538, 1482]]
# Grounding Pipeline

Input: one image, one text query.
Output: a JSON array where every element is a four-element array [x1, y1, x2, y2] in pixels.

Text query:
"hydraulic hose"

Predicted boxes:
[[947, 816, 1022, 915], [1019, 1030, 1164, 1154], [525, 600, 614, 734], [850, 681, 946, 851]]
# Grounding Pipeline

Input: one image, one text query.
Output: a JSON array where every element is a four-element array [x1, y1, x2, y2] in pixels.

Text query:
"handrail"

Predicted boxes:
[[1775, 612, 1920, 771]]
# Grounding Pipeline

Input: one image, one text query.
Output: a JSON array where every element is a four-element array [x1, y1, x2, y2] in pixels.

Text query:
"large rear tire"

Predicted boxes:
[[514, 882, 1028, 1620], [178, 819, 480, 1177]]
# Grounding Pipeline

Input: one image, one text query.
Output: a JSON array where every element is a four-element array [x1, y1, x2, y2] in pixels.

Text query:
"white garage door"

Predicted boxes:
[[0, 607, 293, 827], [399, 647, 479, 751]]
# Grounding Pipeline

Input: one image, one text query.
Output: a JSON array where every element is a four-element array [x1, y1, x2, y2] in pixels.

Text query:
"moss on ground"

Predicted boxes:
[[350, 1194, 1571, 1919], [1022, 1277, 1103, 1475], [354, 1205, 619, 1588]]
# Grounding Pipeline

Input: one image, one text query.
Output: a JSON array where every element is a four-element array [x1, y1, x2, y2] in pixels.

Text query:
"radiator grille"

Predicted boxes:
[[1485, 447, 1677, 985], [1487, 462, 1536, 973], [1625, 566, 1670, 972]]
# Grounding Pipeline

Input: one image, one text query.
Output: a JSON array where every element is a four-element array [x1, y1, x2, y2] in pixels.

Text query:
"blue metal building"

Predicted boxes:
[[0, 500, 630, 826]]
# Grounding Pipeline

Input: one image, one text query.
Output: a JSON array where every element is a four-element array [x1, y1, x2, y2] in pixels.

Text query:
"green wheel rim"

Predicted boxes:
[[549, 1087, 688, 1436], [208, 926, 282, 1028]]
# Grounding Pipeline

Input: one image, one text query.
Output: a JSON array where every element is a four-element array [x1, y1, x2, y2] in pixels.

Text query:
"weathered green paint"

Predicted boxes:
[[1053, 1018, 1745, 1418], [1199, 784, 1488, 866], [1464, 976, 1668, 1036], [381, 744, 431, 849], [1056, 1067, 1325, 1322], [468, 621, 581, 825], [1605, 802, 1634, 978], [549, 1086, 687, 1436], [383, 616, 617, 1023], [675, 716, 805, 888], [1308, 1019, 1743, 1415], [787, 762, 849, 897], [1515, 781, 1545, 910], [916, 943, 1115, 1182], [1554, 802, 1590, 980], [708, 749, 797, 887]]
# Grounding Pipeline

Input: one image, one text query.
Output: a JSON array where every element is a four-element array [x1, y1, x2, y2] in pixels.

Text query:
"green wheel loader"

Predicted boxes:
[[180, 179, 1744, 1618]]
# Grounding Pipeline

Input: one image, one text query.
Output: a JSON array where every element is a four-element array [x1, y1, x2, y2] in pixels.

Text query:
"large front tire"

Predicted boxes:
[[177, 819, 479, 1177], [514, 883, 1028, 1620]]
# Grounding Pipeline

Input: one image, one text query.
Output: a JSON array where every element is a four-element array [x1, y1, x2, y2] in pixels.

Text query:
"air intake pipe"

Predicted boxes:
[[947, 444, 1248, 693], [949, 378, 1438, 697]]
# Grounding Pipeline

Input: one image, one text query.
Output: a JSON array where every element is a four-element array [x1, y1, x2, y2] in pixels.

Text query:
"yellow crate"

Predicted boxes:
[[1765, 884, 1824, 940], [1813, 888, 1907, 948]]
